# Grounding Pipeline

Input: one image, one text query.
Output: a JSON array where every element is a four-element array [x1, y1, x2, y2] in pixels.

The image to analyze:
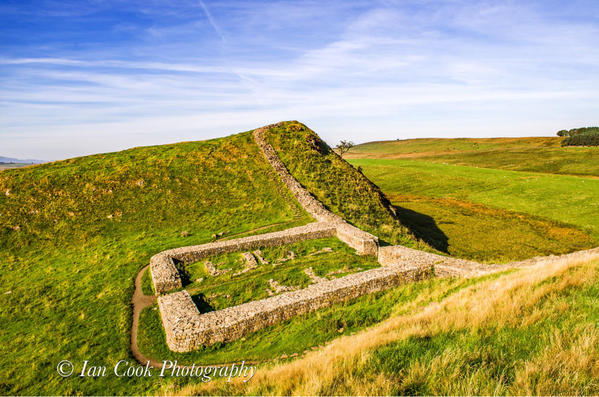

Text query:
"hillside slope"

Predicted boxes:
[[0, 131, 313, 394], [179, 250, 599, 396]]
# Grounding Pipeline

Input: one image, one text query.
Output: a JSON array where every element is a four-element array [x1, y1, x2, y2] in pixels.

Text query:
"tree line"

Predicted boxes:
[[557, 127, 599, 146]]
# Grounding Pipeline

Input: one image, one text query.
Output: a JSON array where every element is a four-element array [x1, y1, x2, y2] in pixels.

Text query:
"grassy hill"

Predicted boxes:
[[348, 137, 599, 177], [0, 122, 424, 395], [0, 130, 313, 394], [263, 122, 428, 249], [2, 123, 595, 394], [346, 137, 598, 262]]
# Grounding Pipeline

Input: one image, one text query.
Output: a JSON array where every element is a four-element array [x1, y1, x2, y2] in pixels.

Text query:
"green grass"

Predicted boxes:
[[391, 196, 592, 263], [349, 137, 599, 177], [141, 268, 154, 296], [356, 262, 599, 395], [264, 122, 429, 249], [183, 237, 379, 311], [419, 148, 599, 177], [348, 159, 598, 262], [0, 130, 312, 395], [137, 273, 501, 367], [350, 137, 561, 156]]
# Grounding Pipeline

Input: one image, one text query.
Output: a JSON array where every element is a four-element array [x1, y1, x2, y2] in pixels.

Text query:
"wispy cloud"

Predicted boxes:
[[1, 0, 598, 159], [198, 0, 226, 43]]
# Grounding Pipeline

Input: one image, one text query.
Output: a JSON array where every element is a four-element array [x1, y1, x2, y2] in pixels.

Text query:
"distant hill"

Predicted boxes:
[[347, 136, 599, 177], [0, 156, 45, 164]]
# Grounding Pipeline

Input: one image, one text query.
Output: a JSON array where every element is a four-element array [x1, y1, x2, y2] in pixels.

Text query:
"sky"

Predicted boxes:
[[1, 0, 598, 160]]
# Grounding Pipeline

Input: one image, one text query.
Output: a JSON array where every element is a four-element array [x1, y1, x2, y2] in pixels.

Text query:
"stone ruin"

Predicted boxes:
[[151, 122, 568, 353]]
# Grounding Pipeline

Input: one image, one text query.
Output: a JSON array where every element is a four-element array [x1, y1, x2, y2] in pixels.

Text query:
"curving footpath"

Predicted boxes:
[[130, 265, 162, 368]]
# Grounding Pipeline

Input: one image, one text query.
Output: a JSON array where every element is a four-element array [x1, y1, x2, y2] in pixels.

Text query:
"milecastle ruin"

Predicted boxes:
[[149, 123, 598, 353]]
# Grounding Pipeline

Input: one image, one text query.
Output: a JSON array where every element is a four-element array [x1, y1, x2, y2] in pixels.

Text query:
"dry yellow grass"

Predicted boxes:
[[174, 249, 599, 396]]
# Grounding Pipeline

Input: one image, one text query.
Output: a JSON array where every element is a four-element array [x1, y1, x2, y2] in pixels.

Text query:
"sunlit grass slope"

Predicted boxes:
[[263, 121, 429, 249], [348, 137, 599, 177], [349, 137, 562, 157], [348, 159, 597, 262], [179, 252, 599, 396], [0, 131, 312, 395]]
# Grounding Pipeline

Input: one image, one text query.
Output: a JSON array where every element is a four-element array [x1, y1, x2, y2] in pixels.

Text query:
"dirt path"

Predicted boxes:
[[130, 265, 274, 368], [130, 265, 163, 368]]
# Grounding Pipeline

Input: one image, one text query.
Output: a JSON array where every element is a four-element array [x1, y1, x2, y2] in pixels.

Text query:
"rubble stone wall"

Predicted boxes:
[[150, 222, 337, 294], [150, 254, 183, 295], [159, 264, 432, 352], [253, 124, 343, 224], [378, 245, 485, 276], [336, 223, 379, 256]]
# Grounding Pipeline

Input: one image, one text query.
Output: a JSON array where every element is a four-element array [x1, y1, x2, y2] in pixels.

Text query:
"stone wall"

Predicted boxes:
[[150, 254, 183, 295], [380, 245, 599, 278], [336, 223, 379, 256], [150, 222, 337, 294], [378, 245, 485, 276], [159, 264, 432, 352], [253, 124, 343, 224]]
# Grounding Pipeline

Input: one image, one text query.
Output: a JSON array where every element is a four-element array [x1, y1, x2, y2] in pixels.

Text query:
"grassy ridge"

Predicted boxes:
[[181, 254, 599, 395], [263, 122, 429, 249], [348, 159, 597, 262], [0, 131, 311, 395]]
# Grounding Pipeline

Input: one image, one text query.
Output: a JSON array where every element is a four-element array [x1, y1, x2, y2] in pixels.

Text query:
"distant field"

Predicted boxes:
[[349, 158, 598, 262], [348, 137, 599, 177], [349, 137, 562, 156]]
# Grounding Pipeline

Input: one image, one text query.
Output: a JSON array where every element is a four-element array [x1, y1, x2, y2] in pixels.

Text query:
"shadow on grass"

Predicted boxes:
[[191, 293, 215, 314], [393, 205, 449, 253]]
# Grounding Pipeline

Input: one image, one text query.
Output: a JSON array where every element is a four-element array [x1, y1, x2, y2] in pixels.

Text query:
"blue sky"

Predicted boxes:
[[1, 0, 598, 160]]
